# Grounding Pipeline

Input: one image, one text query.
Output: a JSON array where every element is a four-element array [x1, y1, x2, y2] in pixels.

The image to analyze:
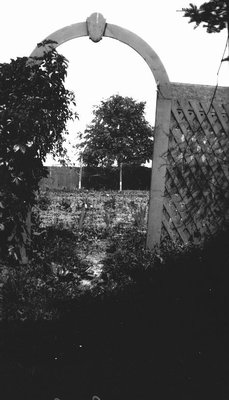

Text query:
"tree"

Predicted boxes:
[[0, 41, 77, 262], [182, 1, 228, 32], [182, 0, 229, 60], [79, 95, 154, 191]]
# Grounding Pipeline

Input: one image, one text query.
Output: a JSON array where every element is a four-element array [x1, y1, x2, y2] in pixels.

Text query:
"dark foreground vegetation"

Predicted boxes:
[[0, 191, 229, 400]]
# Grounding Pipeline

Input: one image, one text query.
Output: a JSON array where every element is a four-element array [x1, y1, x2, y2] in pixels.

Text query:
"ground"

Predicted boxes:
[[37, 189, 149, 287], [1, 189, 229, 400]]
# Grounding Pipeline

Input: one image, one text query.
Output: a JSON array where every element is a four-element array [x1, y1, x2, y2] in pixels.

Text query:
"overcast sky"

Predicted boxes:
[[1, 0, 228, 164]]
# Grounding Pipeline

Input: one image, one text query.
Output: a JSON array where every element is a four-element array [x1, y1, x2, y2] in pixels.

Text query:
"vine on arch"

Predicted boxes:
[[0, 41, 77, 263]]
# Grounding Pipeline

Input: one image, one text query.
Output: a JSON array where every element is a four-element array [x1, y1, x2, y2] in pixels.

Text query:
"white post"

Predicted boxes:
[[78, 156, 83, 190]]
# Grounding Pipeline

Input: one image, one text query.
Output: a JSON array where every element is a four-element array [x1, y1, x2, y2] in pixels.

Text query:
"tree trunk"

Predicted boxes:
[[20, 209, 31, 264], [119, 162, 123, 192]]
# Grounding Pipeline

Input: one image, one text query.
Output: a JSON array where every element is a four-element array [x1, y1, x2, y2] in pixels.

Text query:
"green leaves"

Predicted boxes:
[[80, 95, 154, 168], [182, 1, 228, 33], [0, 46, 77, 262]]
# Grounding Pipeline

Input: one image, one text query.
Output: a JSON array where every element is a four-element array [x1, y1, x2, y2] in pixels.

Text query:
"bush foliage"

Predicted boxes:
[[0, 41, 77, 262]]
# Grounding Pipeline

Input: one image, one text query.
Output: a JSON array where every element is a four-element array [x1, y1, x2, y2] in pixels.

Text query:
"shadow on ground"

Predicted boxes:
[[1, 228, 229, 400], [1, 284, 229, 400]]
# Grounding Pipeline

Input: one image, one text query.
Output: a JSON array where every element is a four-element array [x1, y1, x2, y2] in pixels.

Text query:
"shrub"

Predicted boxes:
[[36, 192, 52, 211], [3, 226, 91, 320], [0, 41, 77, 262], [102, 224, 229, 305], [101, 227, 158, 290], [60, 197, 72, 211]]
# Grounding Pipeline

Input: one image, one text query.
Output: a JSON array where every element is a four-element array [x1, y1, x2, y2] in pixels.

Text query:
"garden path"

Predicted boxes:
[[77, 238, 108, 288]]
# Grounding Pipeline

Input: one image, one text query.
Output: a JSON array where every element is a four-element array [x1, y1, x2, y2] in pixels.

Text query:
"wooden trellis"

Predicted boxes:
[[161, 83, 229, 244], [17, 14, 229, 258]]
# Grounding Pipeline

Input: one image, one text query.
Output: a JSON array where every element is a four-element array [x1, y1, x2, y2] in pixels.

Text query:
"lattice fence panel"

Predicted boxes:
[[162, 90, 229, 244]]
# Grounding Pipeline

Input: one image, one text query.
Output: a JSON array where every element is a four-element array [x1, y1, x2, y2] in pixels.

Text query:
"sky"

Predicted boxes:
[[1, 0, 228, 165]]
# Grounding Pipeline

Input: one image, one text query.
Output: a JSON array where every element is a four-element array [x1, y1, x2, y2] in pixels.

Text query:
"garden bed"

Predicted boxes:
[[37, 189, 149, 229]]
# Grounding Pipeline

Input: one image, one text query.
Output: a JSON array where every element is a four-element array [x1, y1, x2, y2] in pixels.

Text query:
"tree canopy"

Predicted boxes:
[[78, 95, 154, 190], [80, 95, 154, 168], [182, 1, 229, 33]]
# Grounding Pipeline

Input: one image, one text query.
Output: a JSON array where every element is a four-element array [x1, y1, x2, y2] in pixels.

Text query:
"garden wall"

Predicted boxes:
[[40, 165, 151, 191]]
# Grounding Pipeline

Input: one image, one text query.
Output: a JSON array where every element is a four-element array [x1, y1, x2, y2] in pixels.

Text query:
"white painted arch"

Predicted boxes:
[[30, 14, 172, 248], [30, 14, 171, 92]]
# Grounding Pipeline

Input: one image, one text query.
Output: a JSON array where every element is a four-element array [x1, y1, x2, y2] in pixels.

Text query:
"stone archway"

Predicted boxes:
[[31, 12, 173, 249]]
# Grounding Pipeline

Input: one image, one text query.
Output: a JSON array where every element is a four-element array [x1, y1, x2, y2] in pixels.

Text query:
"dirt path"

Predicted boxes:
[[77, 238, 108, 287]]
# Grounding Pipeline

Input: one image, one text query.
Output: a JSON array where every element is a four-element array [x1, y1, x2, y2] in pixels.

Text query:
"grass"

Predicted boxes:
[[0, 189, 229, 399]]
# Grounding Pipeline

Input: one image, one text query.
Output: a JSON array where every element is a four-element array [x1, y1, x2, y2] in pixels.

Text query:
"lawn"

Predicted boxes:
[[0, 189, 229, 400]]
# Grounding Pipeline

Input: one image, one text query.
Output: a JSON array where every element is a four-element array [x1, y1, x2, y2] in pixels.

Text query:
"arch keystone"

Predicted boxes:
[[86, 13, 106, 42]]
